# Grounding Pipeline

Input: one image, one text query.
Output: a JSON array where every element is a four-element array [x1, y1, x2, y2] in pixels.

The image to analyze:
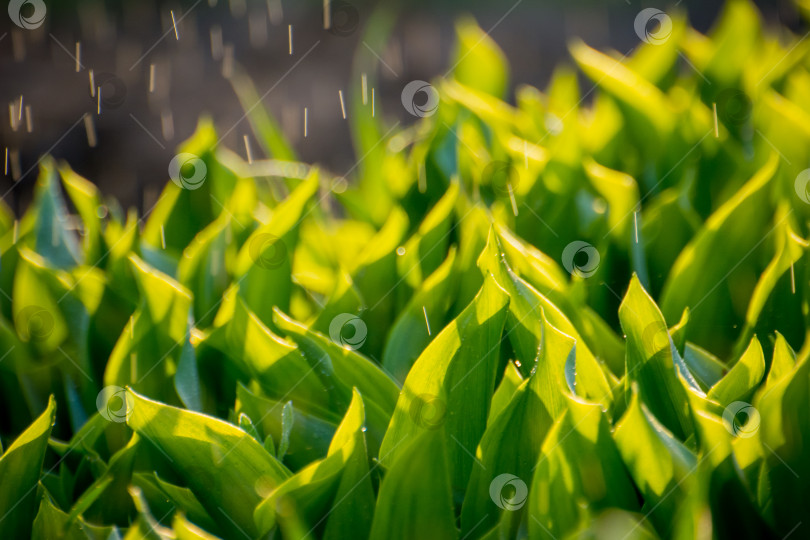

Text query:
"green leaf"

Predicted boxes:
[[585, 158, 640, 244], [310, 269, 364, 334], [478, 228, 613, 408], [266, 309, 394, 456], [104, 256, 197, 407], [370, 430, 457, 540], [707, 336, 765, 406], [133, 472, 218, 535], [460, 311, 573, 536], [254, 390, 375, 539], [172, 513, 222, 540], [570, 39, 673, 137], [690, 405, 774, 538], [487, 361, 522, 425], [379, 273, 508, 492], [619, 275, 697, 440], [177, 214, 231, 329], [626, 14, 686, 86], [272, 309, 400, 418], [452, 16, 509, 98], [494, 223, 625, 373], [60, 165, 106, 266], [4, 9, 810, 537], [528, 395, 639, 539], [234, 171, 319, 327], [383, 248, 457, 383], [660, 154, 779, 354], [641, 186, 701, 297], [765, 332, 795, 389], [344, 207, 410, 356], [141, 119, 237, 256], [206, 293, 339, 420], [12, 249, 74, 354], [125, 486, 173, 540], [441, 80, 518, 133], [452, 205, 489, 313], [237, 412, 262, 443], [753, 352, 810, 532], [683, 342, 727, 391], [733, 207, 807, 357], [476, 229, 543, 374], [30, 161, 82, 269], [72, 477, 114, 523], [572, 509, 659, 540], [704, 0, 762, 85], [614, 388, 697, 533], [32, 492, 119, 540], [396, 182, 458, 292], [277, 401, 294, 461], [0, 396, 56, 538], [235, 383, 336, 470], [264, 434, 276, 456], [126, 389, 290, 538]]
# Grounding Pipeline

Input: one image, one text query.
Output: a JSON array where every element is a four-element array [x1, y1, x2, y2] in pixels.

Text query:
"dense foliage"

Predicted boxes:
[[2, 1, 810, 538]]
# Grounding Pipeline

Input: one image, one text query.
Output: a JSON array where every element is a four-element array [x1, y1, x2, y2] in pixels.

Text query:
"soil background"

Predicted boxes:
[[0, 0, 798, 215]]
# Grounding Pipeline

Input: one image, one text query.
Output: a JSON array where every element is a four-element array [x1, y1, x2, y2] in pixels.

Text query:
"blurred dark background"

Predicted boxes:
[[0, 0, 801, 215]]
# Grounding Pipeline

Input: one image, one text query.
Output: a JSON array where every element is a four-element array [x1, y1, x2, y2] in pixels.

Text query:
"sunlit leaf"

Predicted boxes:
[[0, 396, 56, 538], [451, 16, 509, 98], [126, 389, 290, 538], [528, 395, 639, 538], [614, 388, 697, 533], [619, 275, 697, 440], [460, 311, 573, 537], [379, 274, 509, 492], [254, 390, 375, 538], [707, 336, 765, 406]]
